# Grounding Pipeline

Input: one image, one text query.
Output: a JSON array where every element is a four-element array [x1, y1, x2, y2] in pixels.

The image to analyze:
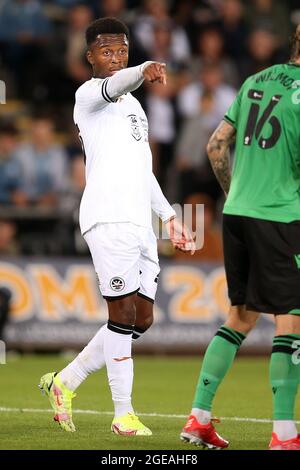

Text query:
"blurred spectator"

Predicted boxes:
[[150, 19, 186, 67], [177, 63, 236, 126], [65, 124, 84, 161], [15, 116, 68, 206], [65, 4, 94, 86], [240, 28, 282, 81], [61, 154, 85, 213], [134, 0, 170, 35], [145, 20, 187, 191], [176, 63, 235, 202], [245, 0, 291, 49], [171, 0, 199, 47], [133, 0, 191, 64], [0, 123, 24, 205], [191, 0, 219, 30], [189, 25, 239, 88], [218, 0, 248, 65], [0, 124, 22, 255], [60, 154, 86, 253], [97, 0, 135, 24], [0, 0, 51, 41], [175, 91, 221, 202], [146, 77, 177, 193], [174, 192, 223, 262], [43, 3, 94, 102], [0, 0, 52, 99]]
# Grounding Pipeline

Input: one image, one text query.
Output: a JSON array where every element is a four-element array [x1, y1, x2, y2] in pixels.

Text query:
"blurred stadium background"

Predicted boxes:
[[0, 0, 300, 450]]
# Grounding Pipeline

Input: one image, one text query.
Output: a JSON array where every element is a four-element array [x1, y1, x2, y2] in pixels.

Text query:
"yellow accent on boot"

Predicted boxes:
[[39, 372, 76, 432], [111, 412, 152, 436]]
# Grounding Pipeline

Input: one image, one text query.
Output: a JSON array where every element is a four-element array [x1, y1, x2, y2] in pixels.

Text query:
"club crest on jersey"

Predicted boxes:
[[127, 114, 142, 141], [110, 277, 125, 292]]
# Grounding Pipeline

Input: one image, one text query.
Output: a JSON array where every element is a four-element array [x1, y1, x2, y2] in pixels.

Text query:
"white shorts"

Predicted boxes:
[[84, 222, 160, 301]]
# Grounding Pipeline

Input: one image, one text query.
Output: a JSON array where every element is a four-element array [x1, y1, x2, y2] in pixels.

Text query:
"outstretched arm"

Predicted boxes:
[[206, 120, 236, 197], [76, 62, 167, 107], [105, 61, 167, 100]]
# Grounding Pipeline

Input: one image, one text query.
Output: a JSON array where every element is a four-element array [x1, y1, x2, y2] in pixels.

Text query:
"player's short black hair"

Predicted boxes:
[[86, 17, 129, 47]]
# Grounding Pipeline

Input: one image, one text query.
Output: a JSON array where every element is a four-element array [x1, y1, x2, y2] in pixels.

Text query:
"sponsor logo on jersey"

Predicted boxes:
[[110, 277, 125, 292], [127, 114, 142, 141]]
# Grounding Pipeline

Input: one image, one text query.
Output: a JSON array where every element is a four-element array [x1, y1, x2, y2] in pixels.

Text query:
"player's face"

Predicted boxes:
[[87, 34, 129, 78]]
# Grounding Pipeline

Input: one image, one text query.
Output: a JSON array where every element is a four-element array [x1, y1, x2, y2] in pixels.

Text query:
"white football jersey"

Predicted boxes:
[[74, 68, 175, 235]]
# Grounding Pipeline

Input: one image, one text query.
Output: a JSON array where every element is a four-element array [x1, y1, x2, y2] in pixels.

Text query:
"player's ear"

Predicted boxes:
[[86, 50, 94, 66]]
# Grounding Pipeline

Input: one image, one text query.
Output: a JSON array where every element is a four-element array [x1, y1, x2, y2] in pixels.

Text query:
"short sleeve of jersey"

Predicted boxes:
[[224, 79, 248, 129], [75, 78, 117, 109]]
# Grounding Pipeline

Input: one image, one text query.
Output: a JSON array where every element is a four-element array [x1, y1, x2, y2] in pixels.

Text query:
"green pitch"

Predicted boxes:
[[0, 354, 299, 450]]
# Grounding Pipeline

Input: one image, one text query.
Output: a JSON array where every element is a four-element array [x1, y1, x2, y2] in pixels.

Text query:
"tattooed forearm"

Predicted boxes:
[[207, 120, 236, 196]]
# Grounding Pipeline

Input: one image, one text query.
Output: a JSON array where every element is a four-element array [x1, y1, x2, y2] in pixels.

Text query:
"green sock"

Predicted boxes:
[[270, 334, 300, 420], [192, 325, 246, 411]]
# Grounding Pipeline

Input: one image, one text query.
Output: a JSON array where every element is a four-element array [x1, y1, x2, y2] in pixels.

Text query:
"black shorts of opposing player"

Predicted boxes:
[[223, 214, 300, 314]]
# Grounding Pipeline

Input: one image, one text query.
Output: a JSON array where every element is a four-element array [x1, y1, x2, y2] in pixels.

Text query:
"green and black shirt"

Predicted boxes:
[[224, 63, 300, 223]]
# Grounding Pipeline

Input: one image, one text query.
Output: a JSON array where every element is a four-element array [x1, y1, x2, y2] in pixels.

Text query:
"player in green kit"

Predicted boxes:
[[180, 26, 300, 450]]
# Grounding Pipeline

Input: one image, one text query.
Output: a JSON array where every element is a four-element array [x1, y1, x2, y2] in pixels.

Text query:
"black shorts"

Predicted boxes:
[[223, 214, 300, 314]]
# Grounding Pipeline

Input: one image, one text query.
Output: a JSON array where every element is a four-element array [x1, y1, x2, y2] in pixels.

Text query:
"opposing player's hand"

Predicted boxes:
[[165, 217, 196, 255], [143, 62, 167, 85]]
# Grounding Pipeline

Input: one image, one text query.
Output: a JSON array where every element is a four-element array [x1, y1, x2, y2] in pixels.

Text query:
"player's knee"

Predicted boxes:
[[139, 313, 153, 331], [225, 319, 254, 335], [275, 314, 300, 335], [135, 295, 154, 330], [242, 319, 257, 334], [226, 306, 258, 334]]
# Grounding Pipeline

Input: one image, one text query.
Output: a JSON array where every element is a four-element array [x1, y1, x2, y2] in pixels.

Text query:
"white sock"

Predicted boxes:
[[59, 324, 107, 391], [113, 399, 133, 418], [273, 420, 298, 441], [191, 408, 211, 424], [104, 323, 134, 418]]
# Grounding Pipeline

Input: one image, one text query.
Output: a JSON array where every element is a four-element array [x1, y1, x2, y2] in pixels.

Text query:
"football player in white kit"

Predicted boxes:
[[39, 17, 195, 436]]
